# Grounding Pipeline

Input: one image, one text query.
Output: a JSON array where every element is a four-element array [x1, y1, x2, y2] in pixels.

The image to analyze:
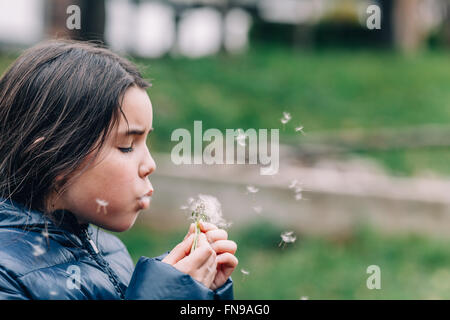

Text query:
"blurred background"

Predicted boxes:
[[1, 0, 450, 299]]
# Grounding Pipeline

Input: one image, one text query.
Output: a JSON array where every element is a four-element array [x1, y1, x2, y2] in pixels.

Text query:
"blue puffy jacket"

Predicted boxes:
[[0, 198, 233, 300]]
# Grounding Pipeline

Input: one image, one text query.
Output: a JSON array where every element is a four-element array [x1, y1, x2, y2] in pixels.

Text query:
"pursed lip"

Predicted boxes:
[[139, 189, 153, 199], [137, 189, 153, 210]]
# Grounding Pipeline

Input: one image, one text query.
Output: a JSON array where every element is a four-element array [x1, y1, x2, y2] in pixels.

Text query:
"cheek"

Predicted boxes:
[[107, 162, 135, 185], [96, 157, 137, 195], [70, 155, 137, 205]]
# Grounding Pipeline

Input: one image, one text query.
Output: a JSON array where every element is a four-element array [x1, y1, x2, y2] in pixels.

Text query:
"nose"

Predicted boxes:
[[139, 147, 156, 179]]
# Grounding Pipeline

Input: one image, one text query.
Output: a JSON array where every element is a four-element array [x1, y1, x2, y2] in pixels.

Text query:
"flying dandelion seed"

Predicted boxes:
[[295, 125, 305, 135], [288, 179, 298, 189], [279, 231, 296, 248], [241, 269, 250, 276], [236, 129, 246, 147], [49, 291, 58, 296], [300, 296, 309, 300], [31, 243, 46, 257], [41, 228, 50, 247], [281, 231, 296, 243], [252, 206, 262, 214], [260, 166, 278, 176], [96, 198, 109, 215], [181, 194, 230, 253], [289, 180, 304, 200], [246, 185, 259, 194], [281, 112, 291, 124], [41, 229, 49, 239]]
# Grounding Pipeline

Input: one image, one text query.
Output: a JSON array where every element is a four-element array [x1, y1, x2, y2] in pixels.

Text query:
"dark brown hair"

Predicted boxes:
[[0, 39, 150, 214]]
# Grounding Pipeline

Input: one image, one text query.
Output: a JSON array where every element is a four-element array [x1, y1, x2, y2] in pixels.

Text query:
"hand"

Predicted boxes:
[[199, 222, 238, 291], [162, 224, 217, 289]]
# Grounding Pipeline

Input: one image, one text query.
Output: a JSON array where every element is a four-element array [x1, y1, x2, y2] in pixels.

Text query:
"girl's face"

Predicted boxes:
[[50, 86, 156, 232]]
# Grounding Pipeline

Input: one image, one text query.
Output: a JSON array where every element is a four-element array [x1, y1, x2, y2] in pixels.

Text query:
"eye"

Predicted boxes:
[[119, 143, 134, 153]]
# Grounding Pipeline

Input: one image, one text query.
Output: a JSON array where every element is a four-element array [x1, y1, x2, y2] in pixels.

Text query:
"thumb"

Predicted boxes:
[[183, 223, 196, 241], [162, 233, 195, 265], [196, 232, 209, 248]]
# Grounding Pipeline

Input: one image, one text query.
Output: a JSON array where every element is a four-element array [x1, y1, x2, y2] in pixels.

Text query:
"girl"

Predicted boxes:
[[0, 40, 238, 300]]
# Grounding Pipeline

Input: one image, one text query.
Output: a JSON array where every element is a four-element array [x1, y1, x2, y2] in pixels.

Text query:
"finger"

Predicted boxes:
[[189, 233, 215, 266], [183, 223, 196, 240], [204, 250, 217, 270], [211, 240, 237, 255], [205, 229, 228, 243], [162, 234, 195, 265], [216, 252, 239, 270], [203, 253, 217, 285], [196, 232, 210, 248], [199, 221, 218, 233]]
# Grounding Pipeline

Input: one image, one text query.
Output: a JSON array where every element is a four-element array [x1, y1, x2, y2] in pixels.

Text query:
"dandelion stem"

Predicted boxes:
[[191, 218, 201, 253]]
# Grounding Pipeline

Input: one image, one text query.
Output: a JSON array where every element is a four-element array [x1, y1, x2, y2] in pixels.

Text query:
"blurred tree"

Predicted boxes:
[[46, 0, 105, 43], [444, 0, 450, 47], [392, 0, 423, 52]]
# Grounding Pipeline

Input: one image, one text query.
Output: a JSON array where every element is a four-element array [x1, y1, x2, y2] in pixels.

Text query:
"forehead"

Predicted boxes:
[[116, 86, 153, 134]]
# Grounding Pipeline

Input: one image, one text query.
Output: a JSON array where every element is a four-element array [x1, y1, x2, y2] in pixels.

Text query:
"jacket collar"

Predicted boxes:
[[0, 197, 89, 236]]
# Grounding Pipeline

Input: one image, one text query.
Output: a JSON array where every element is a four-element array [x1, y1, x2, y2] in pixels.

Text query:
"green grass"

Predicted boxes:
[[143, 48, 450, 132], [114, 220, 450, 299]]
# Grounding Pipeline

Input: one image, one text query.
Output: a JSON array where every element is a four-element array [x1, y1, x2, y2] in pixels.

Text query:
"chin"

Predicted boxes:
[[101, 214, 139, 233]]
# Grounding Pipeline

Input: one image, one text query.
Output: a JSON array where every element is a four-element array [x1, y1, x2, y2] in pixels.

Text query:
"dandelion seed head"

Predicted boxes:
[[183, 194, 230, 228]]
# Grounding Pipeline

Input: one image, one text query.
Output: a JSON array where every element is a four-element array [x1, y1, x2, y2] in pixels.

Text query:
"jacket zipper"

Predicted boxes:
[[79, 227, 126, 299]]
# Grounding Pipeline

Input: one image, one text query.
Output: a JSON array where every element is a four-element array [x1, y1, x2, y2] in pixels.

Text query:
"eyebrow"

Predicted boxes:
[[120, 127, 154, 136]]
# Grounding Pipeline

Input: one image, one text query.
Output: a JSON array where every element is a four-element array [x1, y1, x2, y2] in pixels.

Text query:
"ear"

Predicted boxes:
[[54, 174, 66, 190]]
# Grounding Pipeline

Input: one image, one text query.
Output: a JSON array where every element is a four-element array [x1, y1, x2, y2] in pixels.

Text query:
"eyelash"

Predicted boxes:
[[119, 143, 134, 153]]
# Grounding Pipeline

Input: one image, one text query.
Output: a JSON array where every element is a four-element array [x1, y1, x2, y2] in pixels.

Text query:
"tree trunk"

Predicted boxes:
[[392, 0, 423, 52]]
